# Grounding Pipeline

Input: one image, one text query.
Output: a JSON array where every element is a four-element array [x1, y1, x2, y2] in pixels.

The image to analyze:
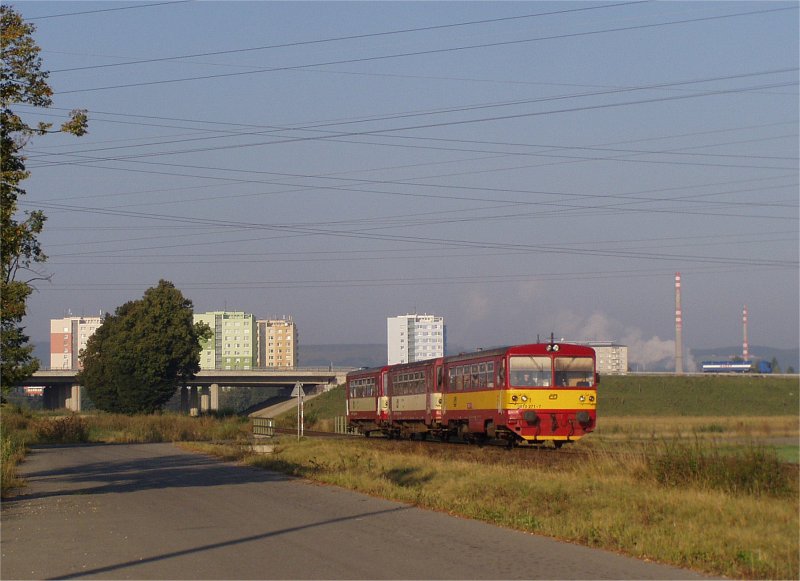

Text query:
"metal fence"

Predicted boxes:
[[252, 417, 275, 437]]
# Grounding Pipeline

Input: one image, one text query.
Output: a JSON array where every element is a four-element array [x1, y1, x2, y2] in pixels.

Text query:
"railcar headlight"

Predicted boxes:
[[521, 395, 528, 402], [589, 395, 595, 402], [511, 395, 518, 402], [579, 395, 586, 402]]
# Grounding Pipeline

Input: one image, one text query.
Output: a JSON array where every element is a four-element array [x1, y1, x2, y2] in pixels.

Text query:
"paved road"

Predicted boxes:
[[1, 443, 710, 580]]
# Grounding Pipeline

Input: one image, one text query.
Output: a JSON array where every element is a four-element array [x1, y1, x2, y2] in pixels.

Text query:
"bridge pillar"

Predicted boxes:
[[189, 386, 199, 417], [179, 386, 189, 414], [200, 386, 210, 413], [66, 385, 82, 412], [210, 384, 219, 411]]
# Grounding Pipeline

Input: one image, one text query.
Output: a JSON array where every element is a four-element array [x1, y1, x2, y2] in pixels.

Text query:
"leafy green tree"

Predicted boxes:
[[78, 281, 211, 414], [1, 5, 87, 395]]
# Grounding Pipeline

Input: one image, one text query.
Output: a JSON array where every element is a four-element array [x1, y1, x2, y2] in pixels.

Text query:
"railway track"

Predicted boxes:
[[269, 426, 595, 466]]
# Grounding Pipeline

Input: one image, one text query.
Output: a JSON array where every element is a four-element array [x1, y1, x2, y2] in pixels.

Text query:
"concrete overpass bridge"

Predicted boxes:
[[22, 368, 355, 414]]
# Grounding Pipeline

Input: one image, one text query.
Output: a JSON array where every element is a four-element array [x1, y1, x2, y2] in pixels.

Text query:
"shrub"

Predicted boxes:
[[643, 437, 794, 497], [34, 415, 89, 444]]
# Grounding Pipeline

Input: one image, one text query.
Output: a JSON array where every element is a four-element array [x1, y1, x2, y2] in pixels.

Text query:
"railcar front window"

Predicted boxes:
[[509, 356, 551, 387], [554, 357, 595, 387]]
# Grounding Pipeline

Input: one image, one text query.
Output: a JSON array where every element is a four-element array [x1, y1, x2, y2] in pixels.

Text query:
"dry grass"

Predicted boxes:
[[224, 436, 798, 580]]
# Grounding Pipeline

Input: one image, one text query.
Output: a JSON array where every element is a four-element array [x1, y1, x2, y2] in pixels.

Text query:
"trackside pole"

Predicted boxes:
[[294, 381, 305, 440]]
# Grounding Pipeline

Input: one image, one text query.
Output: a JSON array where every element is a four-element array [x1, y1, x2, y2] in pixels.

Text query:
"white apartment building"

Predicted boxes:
[[257, 317, 298, 368], [50, 315, 103, 370], [387, 313, 445, 365]]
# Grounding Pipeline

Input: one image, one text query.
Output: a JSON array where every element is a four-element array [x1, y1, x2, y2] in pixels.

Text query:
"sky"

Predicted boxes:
[[10, 1, 800, 368]]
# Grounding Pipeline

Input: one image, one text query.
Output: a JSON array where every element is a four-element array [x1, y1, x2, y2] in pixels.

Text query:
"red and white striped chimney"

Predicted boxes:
[[675, 273, 683, 374], [742, 305, 749, 361]]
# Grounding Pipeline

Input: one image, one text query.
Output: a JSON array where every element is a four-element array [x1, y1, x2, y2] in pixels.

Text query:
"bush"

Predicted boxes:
[[643, 438, 794, 497], [34, 415, 89, 444]]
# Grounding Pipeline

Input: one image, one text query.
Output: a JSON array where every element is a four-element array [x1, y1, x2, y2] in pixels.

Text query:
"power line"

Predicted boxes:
[[29, 75, 800, 173], [53, 5, 798, 95], [49, 2, 645, 72], [27, 1, 191, 20], [29, 68, 800, 165]]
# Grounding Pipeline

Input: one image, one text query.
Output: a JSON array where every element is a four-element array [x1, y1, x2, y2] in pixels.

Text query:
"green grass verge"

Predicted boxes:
[[598, 374, 798, 416]]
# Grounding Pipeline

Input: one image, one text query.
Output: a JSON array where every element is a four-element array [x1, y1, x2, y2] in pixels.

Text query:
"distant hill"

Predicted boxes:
[[300, 344, 386, 368]]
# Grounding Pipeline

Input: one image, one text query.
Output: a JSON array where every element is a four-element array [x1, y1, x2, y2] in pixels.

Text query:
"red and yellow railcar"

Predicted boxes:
[[441, 342, 597, 446], [345, 365, 389, 437], [346, 342, 597, 447], [384, 357, 444, 439]]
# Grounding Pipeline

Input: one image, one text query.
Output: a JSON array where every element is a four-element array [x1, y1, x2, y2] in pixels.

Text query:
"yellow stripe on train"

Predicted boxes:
[[443, 389, 596, 412]]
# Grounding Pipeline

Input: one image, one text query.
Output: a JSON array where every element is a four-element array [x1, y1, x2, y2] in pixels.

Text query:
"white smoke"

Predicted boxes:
[[556, 310, 676, 370]]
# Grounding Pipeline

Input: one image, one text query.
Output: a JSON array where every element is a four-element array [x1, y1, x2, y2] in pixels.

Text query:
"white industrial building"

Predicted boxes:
[[576, 341, 628, 375], [387, 314, 445, 365]]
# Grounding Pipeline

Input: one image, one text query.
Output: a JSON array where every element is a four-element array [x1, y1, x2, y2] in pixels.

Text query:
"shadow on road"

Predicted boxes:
[[50, 505, 411, 580], [4, 443, 290, 502]]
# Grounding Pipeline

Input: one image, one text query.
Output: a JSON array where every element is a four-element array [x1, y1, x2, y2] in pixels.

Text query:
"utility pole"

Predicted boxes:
[[294, 381, 305, 440], [675, 272, 683, 375]]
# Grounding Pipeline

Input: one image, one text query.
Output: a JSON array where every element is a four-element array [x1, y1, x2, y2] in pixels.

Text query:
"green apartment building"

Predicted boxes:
[[195, 311, 257, 370]]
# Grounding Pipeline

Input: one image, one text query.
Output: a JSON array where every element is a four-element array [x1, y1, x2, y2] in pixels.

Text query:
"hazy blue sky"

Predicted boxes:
[[12, 1, 799, 367]]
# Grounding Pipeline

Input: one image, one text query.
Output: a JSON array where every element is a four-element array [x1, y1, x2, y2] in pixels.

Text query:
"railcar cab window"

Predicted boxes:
[[509, 356, 551, 387], [554, 357, 595, 387]]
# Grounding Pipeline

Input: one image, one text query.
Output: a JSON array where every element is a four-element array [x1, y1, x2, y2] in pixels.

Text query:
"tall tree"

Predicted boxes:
[[1, 5, 87, 394], [79, 281, 211, 414]]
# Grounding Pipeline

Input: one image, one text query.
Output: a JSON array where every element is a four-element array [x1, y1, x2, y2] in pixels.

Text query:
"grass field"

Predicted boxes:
[[597, 374, 798, 416]]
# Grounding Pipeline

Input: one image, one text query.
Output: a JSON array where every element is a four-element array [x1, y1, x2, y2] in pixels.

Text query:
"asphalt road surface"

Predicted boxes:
[[1, 443, 711, 580]]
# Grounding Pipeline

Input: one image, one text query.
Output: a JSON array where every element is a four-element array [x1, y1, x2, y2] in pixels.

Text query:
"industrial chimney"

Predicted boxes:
[[675, 272, 683, 374], [742, 305, 749, 361]]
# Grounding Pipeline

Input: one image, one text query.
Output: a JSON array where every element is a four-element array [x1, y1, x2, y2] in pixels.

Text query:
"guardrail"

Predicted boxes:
[[252, 417, 275, 437]]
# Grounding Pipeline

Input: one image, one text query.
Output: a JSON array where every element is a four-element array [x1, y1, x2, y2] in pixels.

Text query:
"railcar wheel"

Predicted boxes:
[[553, 441, 564, 449]]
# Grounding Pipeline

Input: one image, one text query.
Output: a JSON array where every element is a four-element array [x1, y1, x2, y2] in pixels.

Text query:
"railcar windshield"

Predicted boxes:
[[554, 357, 595, 387], [509, 356, 551, 387]]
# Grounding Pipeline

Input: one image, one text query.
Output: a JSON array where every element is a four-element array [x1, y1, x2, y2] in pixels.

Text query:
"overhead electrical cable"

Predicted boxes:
[[49, 2, 645, 72], [53, 5, 798, 94], [29, 68, 799, 166], [19, 198, 799, 268], [27, 1, 191, 20]]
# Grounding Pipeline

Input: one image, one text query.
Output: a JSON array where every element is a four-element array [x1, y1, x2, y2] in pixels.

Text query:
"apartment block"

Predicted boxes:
[[257, 317, 298, 368], [576, 341, 628, 375], [387, 313, 446, 365], [50, 315, 103, 370], [194, 311, 257, 370]]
